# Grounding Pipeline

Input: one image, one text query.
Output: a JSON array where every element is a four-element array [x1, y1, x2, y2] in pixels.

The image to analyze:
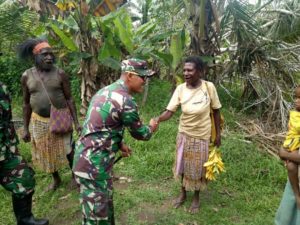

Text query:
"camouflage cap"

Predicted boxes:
[[121, 58, 155, 77]]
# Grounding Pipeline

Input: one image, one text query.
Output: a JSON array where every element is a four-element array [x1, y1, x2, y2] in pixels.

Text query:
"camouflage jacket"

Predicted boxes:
[[0, 82, 19, 162], [73, 79, 152, 180]]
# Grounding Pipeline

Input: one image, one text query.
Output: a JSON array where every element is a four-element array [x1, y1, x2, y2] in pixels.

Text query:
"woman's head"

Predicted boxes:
[[183, 56, 205, 86], [294, 86, 300, 111], [184, 56, 205, 72]]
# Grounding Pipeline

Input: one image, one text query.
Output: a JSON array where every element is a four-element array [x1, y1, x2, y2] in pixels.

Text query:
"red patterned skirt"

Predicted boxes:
[[173, 132, 209, 191]]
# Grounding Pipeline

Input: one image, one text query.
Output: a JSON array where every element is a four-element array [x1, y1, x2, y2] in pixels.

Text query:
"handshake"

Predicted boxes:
[[119, 117, 160, 158], [149, 117, 160, 133]]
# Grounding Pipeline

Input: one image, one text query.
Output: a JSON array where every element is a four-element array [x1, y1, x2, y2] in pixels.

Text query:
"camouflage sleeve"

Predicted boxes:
[[0, 83, 18, 162], [121, 97, 152, 141]]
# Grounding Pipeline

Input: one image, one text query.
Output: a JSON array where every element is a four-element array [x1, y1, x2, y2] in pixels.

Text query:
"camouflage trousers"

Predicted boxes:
[[75, 175, 114, 225], [0, 150, 35, 198]]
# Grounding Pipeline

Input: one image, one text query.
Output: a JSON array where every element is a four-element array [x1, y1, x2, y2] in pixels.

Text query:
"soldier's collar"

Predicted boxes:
[[117, 79, 128, 92]]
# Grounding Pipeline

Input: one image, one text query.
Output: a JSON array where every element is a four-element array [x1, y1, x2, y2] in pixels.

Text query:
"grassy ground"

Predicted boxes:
[[0, 79, 287, 225]]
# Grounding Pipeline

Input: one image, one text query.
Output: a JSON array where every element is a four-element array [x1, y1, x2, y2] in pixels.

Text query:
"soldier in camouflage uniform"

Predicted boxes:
[[0, 82, 48, 225], [73, 58, 158, 225]]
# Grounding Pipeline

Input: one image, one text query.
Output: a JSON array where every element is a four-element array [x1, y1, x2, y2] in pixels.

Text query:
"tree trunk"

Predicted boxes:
[[190, 0, 219, 56], [77, 9, 100, 115], [79, 58, 98, 115]]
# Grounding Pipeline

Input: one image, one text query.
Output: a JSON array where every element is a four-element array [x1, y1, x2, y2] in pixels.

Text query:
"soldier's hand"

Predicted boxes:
[[120, 143, 132, 158], [22, 130, 31, 142], [149, 118, 159, 132]]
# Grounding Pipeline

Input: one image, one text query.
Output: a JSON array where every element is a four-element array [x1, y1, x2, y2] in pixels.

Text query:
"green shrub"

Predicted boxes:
[[59, 60, 82, 103], [0, 56, 31, 96]]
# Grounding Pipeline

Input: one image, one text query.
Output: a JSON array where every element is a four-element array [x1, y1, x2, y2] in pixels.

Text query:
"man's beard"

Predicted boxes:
[[35, 58, 54, 71]]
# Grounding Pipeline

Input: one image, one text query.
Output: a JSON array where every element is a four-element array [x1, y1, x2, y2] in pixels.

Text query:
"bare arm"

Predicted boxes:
[[59, 70, 81, 133], [279, 148, 300, 164], [21, 75, 32, 142], [213, 108, 221, 147], [157, 110, 174, 123]]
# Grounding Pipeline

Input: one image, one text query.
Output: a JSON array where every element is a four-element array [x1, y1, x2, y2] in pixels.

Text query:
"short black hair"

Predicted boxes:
[[184, 56, 205, 72]]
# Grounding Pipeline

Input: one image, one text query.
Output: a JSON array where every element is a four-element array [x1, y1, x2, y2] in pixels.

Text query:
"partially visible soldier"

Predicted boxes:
[[0, 82, 49, 225], [73, 58, 159, 225]]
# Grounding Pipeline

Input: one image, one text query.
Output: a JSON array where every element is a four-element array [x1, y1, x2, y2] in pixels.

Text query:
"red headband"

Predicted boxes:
[[33, 42, 51, 55]]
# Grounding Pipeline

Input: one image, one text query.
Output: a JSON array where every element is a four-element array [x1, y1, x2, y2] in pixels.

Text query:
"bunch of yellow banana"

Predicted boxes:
[[56, 0, 76, 11], [204, 145, 225, 181]]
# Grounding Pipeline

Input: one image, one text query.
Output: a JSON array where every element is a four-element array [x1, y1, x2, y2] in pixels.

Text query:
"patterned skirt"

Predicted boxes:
[[173, 132, 209, 191], [31, 112, 72, 173]]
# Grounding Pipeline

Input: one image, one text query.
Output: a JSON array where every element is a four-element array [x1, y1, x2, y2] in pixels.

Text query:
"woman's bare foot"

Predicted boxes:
[[173, 196, 186, 208], [173, 190, 187, 208], [188, 190, 200, 214], [188, 199, 200, 214]]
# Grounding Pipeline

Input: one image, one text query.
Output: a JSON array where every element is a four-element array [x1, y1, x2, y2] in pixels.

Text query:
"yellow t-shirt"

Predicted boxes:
[[166, 80, 221, 139], [283, 110, 300, 151]]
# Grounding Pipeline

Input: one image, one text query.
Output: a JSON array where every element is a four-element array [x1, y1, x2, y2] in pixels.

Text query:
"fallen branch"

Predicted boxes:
[[235, 120, 284, 159]]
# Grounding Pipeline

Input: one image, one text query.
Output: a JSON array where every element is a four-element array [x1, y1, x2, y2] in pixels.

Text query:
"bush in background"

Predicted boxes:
[[0, 56, 31, 96]]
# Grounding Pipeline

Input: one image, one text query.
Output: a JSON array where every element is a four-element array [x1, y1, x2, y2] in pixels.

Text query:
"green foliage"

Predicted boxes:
[[50, 23, 78, 51], [221, 0, 260, 43], [113, 12, 134, 54], [170, 30, 185, 70], [268, 0, 300, 43], [0, 56, 31, 96], [98, 15, 122, 69], [58, 58, 82, 103], [0, 3, 39, 53], [135, 21, 156, 38], [81, 7, 180, 71]]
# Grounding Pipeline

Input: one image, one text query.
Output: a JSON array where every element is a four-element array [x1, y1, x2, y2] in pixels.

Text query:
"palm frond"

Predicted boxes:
[[266, 0, 300, 43], [0, 4, 39, 53]]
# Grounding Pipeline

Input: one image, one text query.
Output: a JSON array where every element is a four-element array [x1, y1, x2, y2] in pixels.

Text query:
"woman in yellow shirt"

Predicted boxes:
[[155, 56, 222, 213]]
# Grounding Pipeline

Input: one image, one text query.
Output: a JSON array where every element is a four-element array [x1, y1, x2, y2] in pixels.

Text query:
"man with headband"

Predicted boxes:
[[73, 58, 159, 225], [18, 39, 81, 191], [0, 82, 49, 224]]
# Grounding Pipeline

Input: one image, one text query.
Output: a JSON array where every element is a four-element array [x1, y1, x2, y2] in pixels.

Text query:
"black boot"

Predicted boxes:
[[12, 192, 49, 225]]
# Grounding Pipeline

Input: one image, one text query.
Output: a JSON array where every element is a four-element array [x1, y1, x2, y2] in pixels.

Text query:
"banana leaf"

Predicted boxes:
[[50, 23, 78, 51]]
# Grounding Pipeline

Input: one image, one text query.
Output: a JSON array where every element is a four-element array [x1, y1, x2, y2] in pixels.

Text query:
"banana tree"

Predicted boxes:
[[54, 0, 127, 114], [99, 6, 188, 80], [127, 0, 188, 91]]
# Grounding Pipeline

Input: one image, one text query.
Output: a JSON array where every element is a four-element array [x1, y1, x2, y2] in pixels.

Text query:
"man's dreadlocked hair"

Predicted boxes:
[[17, 38, 47, 60]]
